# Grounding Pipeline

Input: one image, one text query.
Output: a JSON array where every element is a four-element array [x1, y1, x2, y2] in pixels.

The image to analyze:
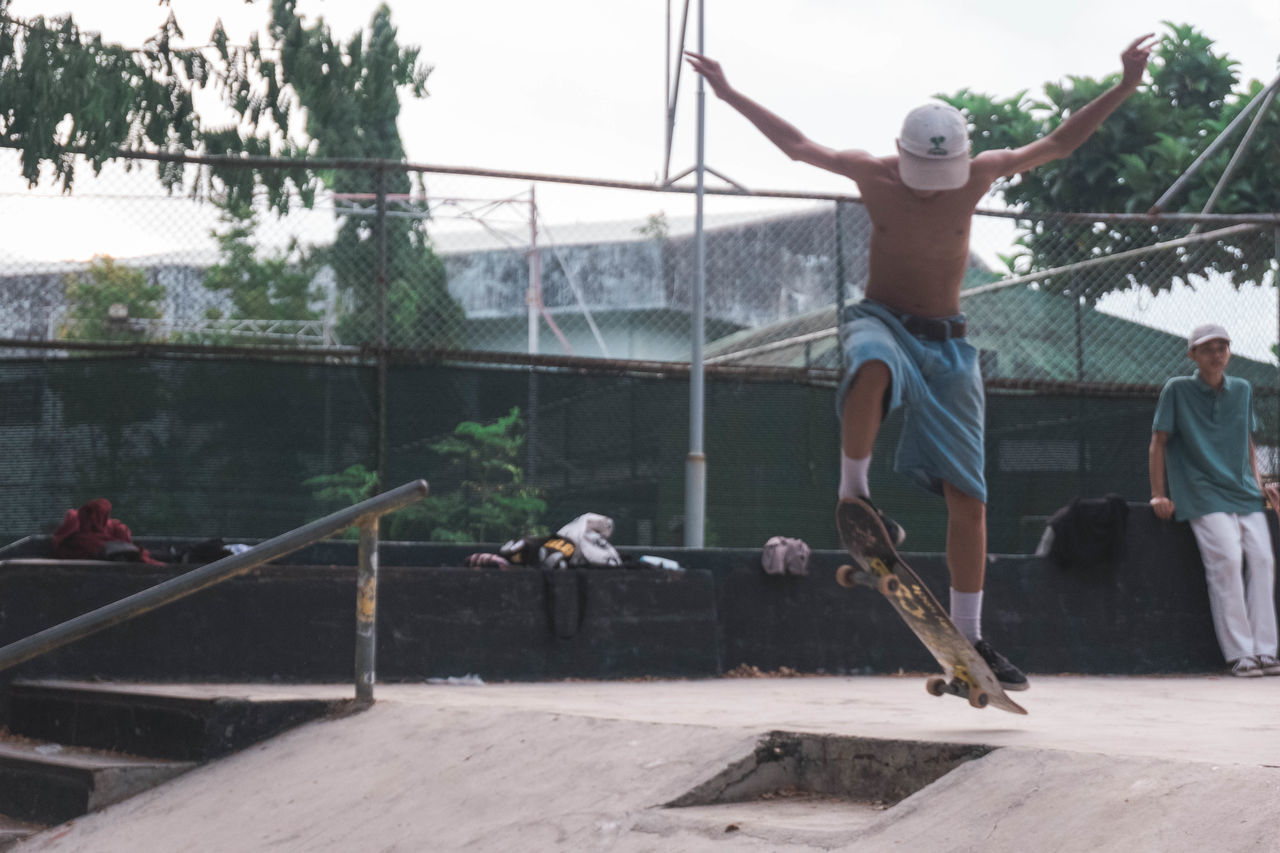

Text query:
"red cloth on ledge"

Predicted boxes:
[[51, 498, 162, 564]]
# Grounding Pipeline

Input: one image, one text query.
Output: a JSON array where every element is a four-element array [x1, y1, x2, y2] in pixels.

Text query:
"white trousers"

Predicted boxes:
[[1189, 512, 1278, 663]]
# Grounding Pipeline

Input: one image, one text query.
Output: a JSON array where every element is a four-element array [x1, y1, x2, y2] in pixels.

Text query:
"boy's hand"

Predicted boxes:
[[1120, 33, 1158, 89], [1149, 496, 1175, 520], [684, 51, 732, 99]]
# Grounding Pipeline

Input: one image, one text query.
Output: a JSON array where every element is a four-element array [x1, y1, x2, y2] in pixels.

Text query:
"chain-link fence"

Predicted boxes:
[[4, 151, 1277, 373], [1, 149, 1277, 552]]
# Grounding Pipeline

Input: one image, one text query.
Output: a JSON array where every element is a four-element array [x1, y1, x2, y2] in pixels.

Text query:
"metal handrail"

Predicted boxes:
[[0, 479, 429, 703]]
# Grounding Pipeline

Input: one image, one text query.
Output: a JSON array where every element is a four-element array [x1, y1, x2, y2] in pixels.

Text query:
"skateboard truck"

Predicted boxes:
[[925, 669, 989, 709]]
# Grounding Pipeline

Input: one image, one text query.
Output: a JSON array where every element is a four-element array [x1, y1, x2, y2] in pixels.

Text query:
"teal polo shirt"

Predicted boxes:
[[1152, 371, 1262, 521]]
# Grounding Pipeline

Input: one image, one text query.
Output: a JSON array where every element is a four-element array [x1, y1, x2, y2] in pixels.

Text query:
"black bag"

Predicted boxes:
[[1044, 494, 1129, 571]]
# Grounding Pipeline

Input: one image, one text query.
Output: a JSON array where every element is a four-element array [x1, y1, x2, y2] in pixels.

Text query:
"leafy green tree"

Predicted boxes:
[[305, 408, 547, 542], [195, 201, 322, 344], [636, 211, 670, 240], [2, 1, 464, 345], [0, 0, 312, 208], [0, 0, 194, 189], [942, 22, 1280, 300], [420, 407, 547, 542], [247, 1, 463, 348], [61, 255, 166, 341], [303, 463, 379, 539]]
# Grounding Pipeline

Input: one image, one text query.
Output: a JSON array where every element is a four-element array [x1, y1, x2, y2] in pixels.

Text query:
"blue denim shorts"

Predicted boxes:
[[835, 300, 986, 502]]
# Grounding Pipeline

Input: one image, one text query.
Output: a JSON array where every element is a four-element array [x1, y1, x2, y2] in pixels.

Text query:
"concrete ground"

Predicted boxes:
[[12, 674, 1280, 852]]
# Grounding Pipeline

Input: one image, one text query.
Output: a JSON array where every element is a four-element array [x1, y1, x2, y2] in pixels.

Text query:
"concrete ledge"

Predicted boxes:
[[0, 504, 1268, 680], [0, 565, 721, 682]]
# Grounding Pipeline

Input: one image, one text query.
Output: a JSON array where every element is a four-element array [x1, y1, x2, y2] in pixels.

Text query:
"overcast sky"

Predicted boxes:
[[8, 0, 1279, 188], [3, 1, 1279, 266]]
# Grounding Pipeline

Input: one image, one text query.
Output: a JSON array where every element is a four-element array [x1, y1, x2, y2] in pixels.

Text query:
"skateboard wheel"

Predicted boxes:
[[926, 676, 948, 697], [878, 575, 900, 595], [835, 564, 858, 588], [968, 689, 990, 709]]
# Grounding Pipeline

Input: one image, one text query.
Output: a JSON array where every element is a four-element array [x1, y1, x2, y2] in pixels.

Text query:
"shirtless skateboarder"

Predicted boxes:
[[687, 34, 1157, 689]]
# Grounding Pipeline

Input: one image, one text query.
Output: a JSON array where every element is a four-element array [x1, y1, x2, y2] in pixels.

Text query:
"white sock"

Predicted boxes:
[[950, 588, 983, 643], [839, 453, 871, 501]]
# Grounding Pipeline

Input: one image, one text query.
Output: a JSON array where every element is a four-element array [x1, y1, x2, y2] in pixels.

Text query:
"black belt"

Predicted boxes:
[[843, 301, 967, 341]]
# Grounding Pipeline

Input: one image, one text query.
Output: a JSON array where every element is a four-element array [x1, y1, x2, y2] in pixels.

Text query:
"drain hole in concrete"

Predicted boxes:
[[666, 731, 993, 810]]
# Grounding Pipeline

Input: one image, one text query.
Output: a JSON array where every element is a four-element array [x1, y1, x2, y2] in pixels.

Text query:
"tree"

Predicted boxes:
[[0, 0, 311, 208], [196, 201, 323, 344], [303, 463, 378, 539], [61, 255, 165, 341], [245, 1, 463, 348], [942, 23, 1280, 300], [1, 1, 464, 346], [305, 408, 547, 542], [418, 407, 547, 542]]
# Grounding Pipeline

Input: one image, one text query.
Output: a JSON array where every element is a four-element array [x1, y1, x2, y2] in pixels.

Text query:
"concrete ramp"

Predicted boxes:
[[11, 676, 1280, 852]]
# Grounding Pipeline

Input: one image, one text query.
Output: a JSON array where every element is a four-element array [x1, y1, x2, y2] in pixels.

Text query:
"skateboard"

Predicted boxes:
[[835, 498, 1027, 715]]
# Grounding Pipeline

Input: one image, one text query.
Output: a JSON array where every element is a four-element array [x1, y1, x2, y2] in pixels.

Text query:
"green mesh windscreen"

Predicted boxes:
[[1, 355, 1274, 553]]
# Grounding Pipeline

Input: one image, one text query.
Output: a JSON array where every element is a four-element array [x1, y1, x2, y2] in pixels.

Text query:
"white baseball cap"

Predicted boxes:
[[1188, 323, 1231, 349], [897, 102, 971, 191]]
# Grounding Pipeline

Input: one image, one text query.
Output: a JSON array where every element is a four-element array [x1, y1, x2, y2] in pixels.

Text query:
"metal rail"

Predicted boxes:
[[73, 147, 1280, 225], [0, 479, 429, 703]]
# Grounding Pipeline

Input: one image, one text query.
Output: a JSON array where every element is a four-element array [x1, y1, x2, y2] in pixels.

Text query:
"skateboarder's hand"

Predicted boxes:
[[1149, 496, 1175, 520], [684, 51, 732, 100], [1119, 33, 1157, 89]]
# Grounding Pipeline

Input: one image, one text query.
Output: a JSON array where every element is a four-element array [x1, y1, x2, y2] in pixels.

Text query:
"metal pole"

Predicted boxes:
[[354, 516, 380, 703], [1150, 71, 1280, 214], [684, 0, 707, 547], [1074, 293, 1085, 382], [663, 0, 693, 185], [0, 480, 429, 676], [834, 200, 847, 373], [664, 0, 671, 183], [1195, 83, 1280, 229], [528, 185, 542, 356], [527, 186, 541, 483], [961, 224, 1262, 299], [375, 164, 389, 493]]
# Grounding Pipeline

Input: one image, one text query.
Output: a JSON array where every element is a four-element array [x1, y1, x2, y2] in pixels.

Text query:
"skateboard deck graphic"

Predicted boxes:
[[835, 498, 1027, 715]]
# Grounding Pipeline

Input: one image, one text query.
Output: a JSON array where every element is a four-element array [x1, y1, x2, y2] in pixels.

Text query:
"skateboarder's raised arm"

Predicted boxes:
[[684, 51, 883, 184], [971, 33, 1156, 183]]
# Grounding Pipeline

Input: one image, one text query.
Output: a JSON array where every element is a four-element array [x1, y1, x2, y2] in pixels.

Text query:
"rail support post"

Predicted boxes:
[[355, 516, 380, 703]]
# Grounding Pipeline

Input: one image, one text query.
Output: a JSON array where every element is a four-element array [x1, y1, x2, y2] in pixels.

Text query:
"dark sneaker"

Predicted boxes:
[[858, 496, 907, 546], [974, 639, 1029, 691]]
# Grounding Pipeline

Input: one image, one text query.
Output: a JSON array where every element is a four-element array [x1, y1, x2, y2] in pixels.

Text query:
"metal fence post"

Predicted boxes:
[[375, 163, 389, 494], [834, 200, 847, 373], [355, 515, 380, 703]]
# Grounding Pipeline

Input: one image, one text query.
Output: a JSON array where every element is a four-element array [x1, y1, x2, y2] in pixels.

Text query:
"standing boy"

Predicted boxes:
[[1149, 324, 1280, 677], [686, 34, 1157, 689]]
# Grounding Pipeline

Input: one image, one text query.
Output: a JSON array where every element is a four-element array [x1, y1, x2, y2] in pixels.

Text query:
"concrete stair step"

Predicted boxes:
[[0, 812, 43, 851], [0, 739, 195, 825], [3, 680, 354, 761]]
